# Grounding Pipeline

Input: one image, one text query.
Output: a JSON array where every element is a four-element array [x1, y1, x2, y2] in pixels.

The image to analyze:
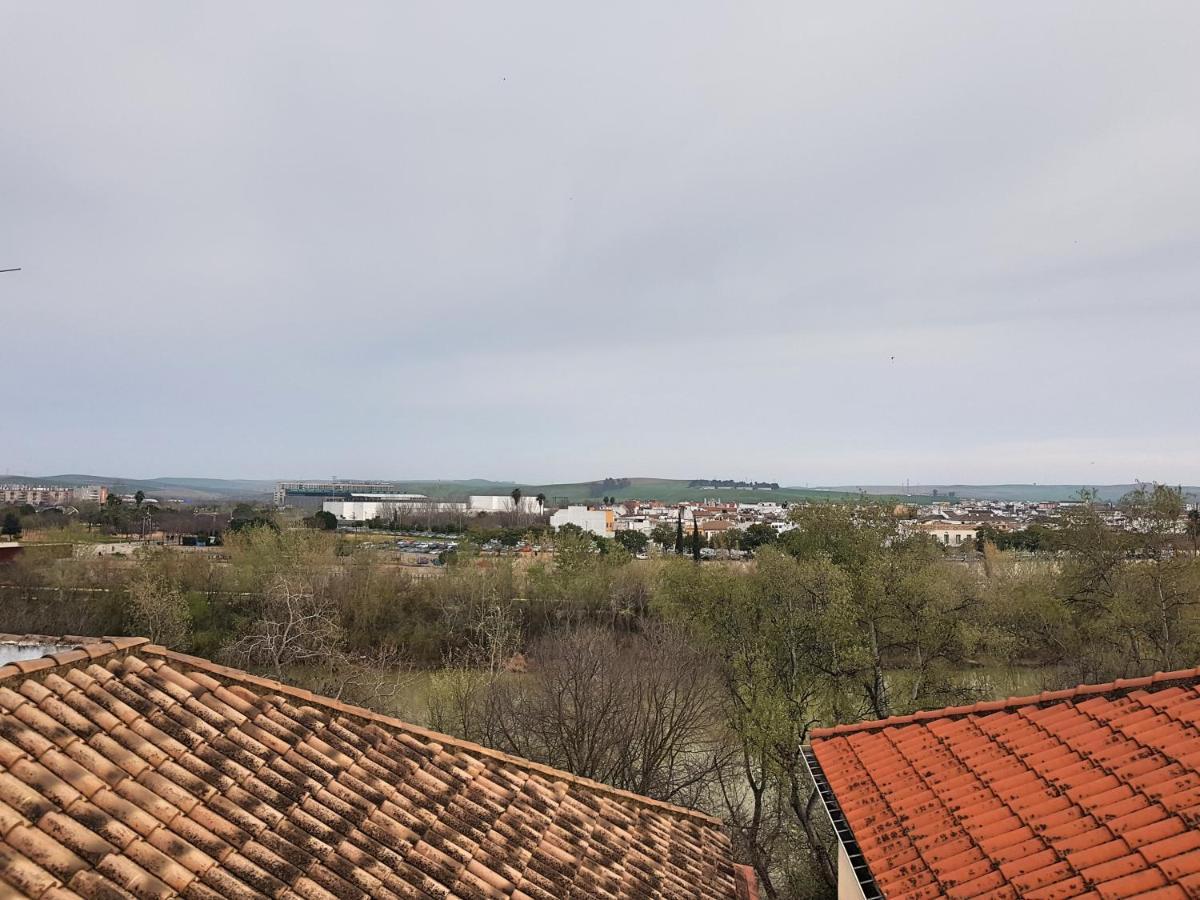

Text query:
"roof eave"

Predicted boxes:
[[802, 746, 884, 900]]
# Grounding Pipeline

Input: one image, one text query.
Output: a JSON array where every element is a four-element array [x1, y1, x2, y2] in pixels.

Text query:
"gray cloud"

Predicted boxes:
[[3, 2, 1199, 484]]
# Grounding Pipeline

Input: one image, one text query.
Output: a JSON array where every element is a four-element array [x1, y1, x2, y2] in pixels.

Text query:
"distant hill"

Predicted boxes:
[[360, 477, 867, 504], [815, 483, 1200, 502], [3, 474, 274, 502], [19, 474, 1183, 506]]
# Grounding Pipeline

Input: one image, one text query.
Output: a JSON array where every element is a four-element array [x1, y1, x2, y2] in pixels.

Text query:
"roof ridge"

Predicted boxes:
[[0, 636, 149, 681], [810, 664, 1200, 739], [140, 644, 724, 827]]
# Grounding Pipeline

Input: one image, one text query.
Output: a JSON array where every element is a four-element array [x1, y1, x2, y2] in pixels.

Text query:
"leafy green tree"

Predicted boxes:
[[741, 523, 778, 551], [657, 550, 851, 893], [230, 504, 279, 533], [976, 485, 1200, 684], [614, 530, 648, 554], [307, 510, 337, 531], [134, 490, 145, 508], [779, 503, 980, 719], [552, 527, 599, 579], [650, 522, 676, 549], [1109, 484, 1199, 673], [1, 513, 20, 539], [975, 524, 1049, 552], [510, 487, 522, 510]]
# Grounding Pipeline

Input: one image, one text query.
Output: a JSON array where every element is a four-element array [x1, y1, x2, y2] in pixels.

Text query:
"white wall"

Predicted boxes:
[[469, 495, 544, 513], [615, 517, 655, 535], [550, 506, 613, 537], [323, 500, 378, 522], [324, 499, 468, 521], [837, 842, 868, 900]]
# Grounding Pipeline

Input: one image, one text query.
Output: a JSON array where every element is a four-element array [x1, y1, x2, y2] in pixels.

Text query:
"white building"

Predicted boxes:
[[468, 495, 545, 514], [550, 506, 614, 538], [323, 498, 466, 523], [914, 519, 978, 547], [614, 515, 655, 535], [349, 493, 426, 502], [323, 500, 386, 523], [0, 484, 108, 506]]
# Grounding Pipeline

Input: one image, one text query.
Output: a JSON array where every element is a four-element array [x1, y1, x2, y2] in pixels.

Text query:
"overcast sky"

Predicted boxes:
[[3, 3, 1199, 485]]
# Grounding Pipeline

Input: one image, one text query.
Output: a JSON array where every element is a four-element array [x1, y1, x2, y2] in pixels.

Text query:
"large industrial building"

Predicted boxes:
[[323, 495, 468, 523], [274, 480, 404, 505], [325, 493, 550, 523], [279, 480, 549, 517]]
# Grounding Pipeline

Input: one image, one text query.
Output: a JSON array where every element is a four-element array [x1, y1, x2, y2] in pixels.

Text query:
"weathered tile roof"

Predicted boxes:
[[0, 637, 746, 899], [808, 667, 1200, 899]]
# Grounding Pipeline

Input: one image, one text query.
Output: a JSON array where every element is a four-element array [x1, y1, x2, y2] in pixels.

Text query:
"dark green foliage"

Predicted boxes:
[[974, 524, 1051, 552], [650, 521, 676, 548], [615, 530, 648, 554], [229, 503, 279, 533], [307, 510, 338, 531], [1, 513, 20, 539], [741, 522, 778, 551]]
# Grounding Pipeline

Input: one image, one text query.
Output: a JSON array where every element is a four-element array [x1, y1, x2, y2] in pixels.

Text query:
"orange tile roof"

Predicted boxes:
[[0, 637, 747, 899], [808, 666, 1200, 899]]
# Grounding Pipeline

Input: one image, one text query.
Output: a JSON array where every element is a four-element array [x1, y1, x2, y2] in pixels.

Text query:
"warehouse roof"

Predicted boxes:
[[809, 668, 1200, 899], [0, 636, 747, 899]]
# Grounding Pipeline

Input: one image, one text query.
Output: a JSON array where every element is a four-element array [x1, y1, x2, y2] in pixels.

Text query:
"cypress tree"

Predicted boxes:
[[674, 509, 685, 554], [691, 515, 701, 562]]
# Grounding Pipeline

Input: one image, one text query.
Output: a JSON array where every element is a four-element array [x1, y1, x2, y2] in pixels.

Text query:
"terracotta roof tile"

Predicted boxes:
[[810, 665, 1200, 898], [0, 638, 742, 898]]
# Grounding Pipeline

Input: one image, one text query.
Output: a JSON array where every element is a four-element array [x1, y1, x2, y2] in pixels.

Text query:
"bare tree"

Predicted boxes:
[[305, 646, 418, 709], [223, 575, 343, 679], [430, 625, 727, 807], [126, 570, 191, 649]]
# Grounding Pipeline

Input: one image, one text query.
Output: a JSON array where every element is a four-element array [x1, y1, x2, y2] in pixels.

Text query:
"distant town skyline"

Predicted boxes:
[[2, 472, 1197, 501], [4, 3, 1199, 483]]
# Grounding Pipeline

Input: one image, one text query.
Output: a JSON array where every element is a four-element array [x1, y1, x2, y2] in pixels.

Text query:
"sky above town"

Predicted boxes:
[[3, 3, 1199, 486]]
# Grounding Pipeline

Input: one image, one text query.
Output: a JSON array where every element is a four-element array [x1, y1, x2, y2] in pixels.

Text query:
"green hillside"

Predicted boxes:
[[370, 477, 867, 504], [820, 483, 1200, 502], [6, 474, 274, 501], [19, 473, 1160, 506]]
